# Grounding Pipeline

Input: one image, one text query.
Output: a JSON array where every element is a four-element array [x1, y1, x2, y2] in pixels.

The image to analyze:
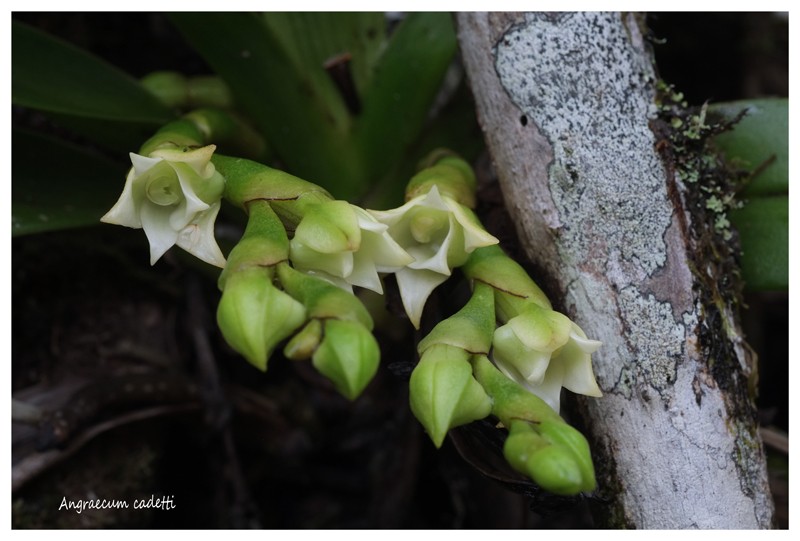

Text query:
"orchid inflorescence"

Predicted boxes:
[[102, 109, 603, 496]]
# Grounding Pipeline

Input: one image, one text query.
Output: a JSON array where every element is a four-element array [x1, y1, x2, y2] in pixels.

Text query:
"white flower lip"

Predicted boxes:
[[101, 145, 226, 268], [370, 185, 499, 328]]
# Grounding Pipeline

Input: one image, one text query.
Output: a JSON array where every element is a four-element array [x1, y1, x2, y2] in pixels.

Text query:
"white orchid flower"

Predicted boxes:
[[492, 302, 602, 413], [369, 185, 498, 328], [289, 201, 413, 295], [101, 144, 226, 268]]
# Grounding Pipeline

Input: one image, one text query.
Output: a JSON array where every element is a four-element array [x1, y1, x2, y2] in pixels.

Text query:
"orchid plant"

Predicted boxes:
[[13, 13, 606, 499]]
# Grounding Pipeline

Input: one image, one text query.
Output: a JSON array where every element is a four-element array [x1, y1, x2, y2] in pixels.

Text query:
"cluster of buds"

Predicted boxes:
[[408, 258, 600, 494], [100, 112, 603, 496], [462, 245, 603, 414]]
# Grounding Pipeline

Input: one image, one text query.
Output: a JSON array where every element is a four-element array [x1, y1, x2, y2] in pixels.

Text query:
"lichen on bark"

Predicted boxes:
[[457, 11, 774, 528]]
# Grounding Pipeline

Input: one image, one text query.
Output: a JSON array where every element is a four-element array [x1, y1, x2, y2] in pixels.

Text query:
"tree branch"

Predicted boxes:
[[457, 12, 774, 528]]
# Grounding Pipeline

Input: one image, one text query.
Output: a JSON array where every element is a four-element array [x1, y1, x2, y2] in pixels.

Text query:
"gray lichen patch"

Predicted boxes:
[[494, 12, 690, 399], [617, 286, 684, 394], [494, 12, 672, 279]]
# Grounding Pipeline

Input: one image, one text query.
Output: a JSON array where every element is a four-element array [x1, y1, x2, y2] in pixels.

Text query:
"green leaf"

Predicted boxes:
[[172, 13, 461, 202], [261, 12, 386, 100], [12, 129, 128, 236], [12, 20, 172, 124], [47, 113, 163, 154], [730, 196, 788, 291], [363, 82, 485, 209], [710, 99, 788, 197], [169, 13, 364, 197], [354, 13, 458, 186], [409, 346, 492, 447]]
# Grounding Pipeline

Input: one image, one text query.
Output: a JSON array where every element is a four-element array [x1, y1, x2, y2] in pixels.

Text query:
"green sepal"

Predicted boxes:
[[417, 281, 495, 355], [138, 118, 206, 156], [167, 159, 226, 207], [216, 266, 307, 371], [283, 319, 323, 361], [503, 420, 549, 474], [492, 302, 574, 382], [405, 154, 477, 208], [409, 345, 493, 448], [292, 200, 361, 253], [276, 262, 373, 329], [312, 319, 380, 400]]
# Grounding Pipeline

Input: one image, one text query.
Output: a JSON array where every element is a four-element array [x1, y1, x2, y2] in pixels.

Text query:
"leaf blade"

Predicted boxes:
[[12, 20, 172, 124], [710, 98, 788, 197], [12, 129, 128, 236]]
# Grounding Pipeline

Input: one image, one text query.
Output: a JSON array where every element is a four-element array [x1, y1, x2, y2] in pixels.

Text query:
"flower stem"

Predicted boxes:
[[212, 155, 332, 228], [470, 354, 563, 427]]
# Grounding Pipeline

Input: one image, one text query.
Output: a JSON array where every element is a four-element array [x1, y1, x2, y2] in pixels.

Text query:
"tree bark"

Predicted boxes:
[[456, 12, 774, 528]]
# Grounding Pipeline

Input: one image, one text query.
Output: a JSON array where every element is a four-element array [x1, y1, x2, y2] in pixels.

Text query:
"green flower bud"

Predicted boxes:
[[141, 72, 233, 110], [525, 443, 585, 496], [417, 281, 495, 355], [406, 153, 477, 208], [218, 200, 290, 289], [472, 356, 597, 495], [312, 319, 380, 400], [141, 71, 188, 109], [216, 267, 307, 371], [503, 420, 549, 475], [504, 419, 596, 495], [283, 319, 322, 361], [535, 420, 597, 492], [409, 344, 492, 448]]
